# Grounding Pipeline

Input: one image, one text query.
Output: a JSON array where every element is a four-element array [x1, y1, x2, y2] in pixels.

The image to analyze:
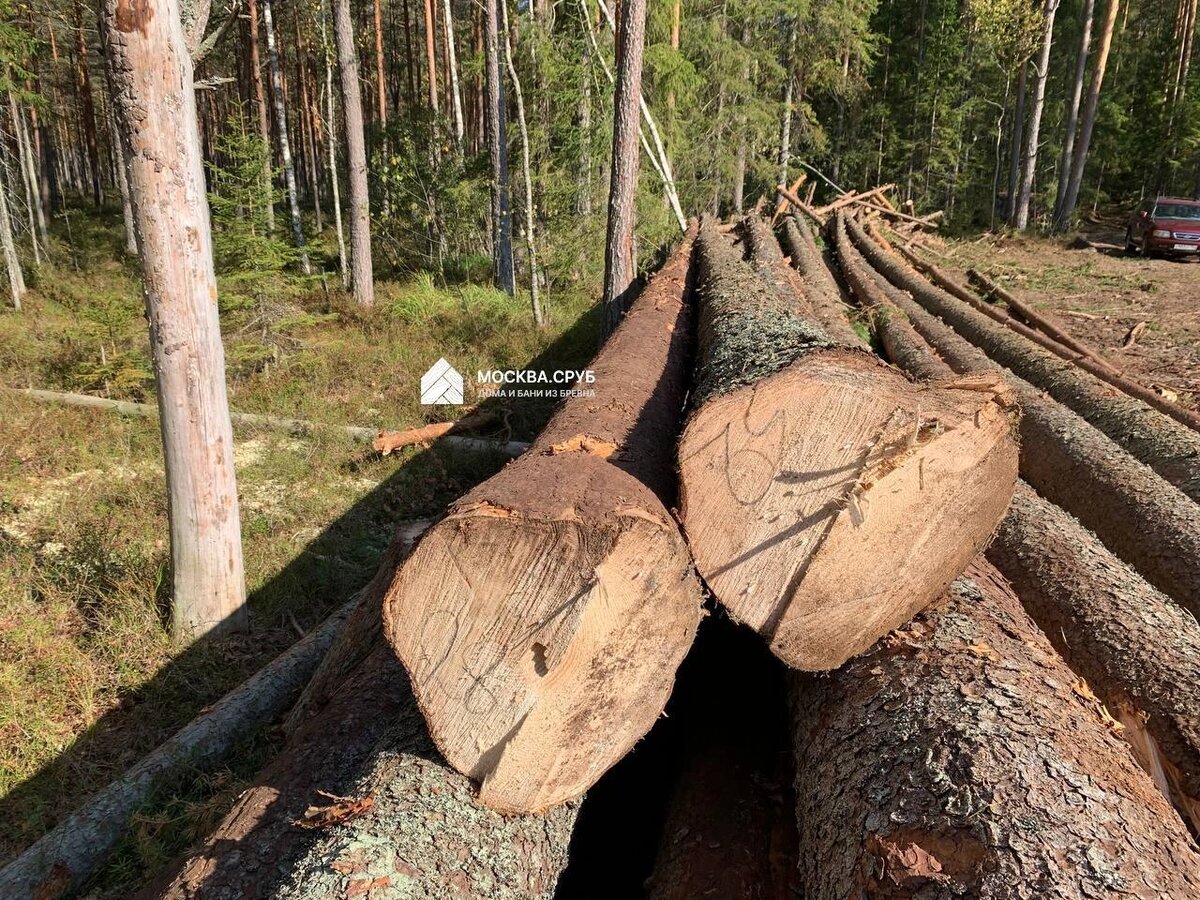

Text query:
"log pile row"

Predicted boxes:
[[12, 196, 1200, 900]]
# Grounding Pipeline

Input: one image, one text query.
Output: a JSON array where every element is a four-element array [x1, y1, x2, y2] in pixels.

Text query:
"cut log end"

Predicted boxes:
[[679, 348, 1017, 670], [384, 453, 703, 813]]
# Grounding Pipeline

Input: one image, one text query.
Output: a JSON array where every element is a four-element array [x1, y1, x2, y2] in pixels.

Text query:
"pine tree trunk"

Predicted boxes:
[[601, 0, 647, 335], [848, 216, 1200, 501], [73, 0, 102, 208], [107, 98, 137, 255], [500, 0, 544, 326], [11, 95, 48, 261], [293, 12, 322, 232], [372, 0, 388, 125], [443, 0, 465, 145], [679, 218, 1018, 670], [246, 0, 276, 234], [0, 167, 25, 308], [423, 0, 439, 114], [262, 0, 311, 274], [1055, 0, 1120, 229], [1012, 0, 1061, 229], [484, 0, 514, 294], [791, 561, 1200, 899], [1053, 0, 1094, 221], [333, 0, 375, 305], [101, 0, 247, 641], [383, 233, 704, 813], [1004, 62, 1026, 222]]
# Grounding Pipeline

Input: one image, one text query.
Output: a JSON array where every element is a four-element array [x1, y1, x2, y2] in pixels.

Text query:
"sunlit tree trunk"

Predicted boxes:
[[1054, 0, 1094, 220], [444, 0, 465, 145], [10, 92, 45, 264], [246, 0, 276, 233], [73, 0, 102, 207], [0, 166, 25, 308], [601, 0, 647, 335], [101, 0, 247, 642], [1012, 0, 1062, 230], [334, 0, 375, 304], [484, 0, 514, 294], [321, 1, 348, 289], [373, 0, 388, 125], [1004, 62, 1027, 223]]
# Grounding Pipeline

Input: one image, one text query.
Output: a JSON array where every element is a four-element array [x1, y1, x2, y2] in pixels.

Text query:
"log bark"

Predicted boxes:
[[990, 487, 1200, 830], [849, 215, 1200, 502], [678, 217, 1018, 671], [791, 561, 1200, 899], [103, 0, 247, 641], [778, 213, 865, 346], [382, 231, 705, 813], [833, 218, 1200, 616], [739, 212, 814, 318], [143, 646, 578, 899], [0, 599, 357, 900]]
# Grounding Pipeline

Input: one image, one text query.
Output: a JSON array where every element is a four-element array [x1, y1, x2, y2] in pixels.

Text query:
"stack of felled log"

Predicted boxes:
[[15, 193, 1200, 900]]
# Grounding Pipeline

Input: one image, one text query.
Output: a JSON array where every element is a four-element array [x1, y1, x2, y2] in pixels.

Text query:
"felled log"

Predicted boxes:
[[373, 409, 497, 455], [646, 624, 799, 900], [382, 229, 705, 813], [833, 216, 1200, 615], [776, 213, 866, 347], [990, 487, 1200, 830], [813, 183, 895, 216], [848, 214, 1200, 501], [770, 173, 806, 225], [677, 216, 1017, 670], [143, 647, 578, 899], [0, 599, 360, 900], [740, 213, 815, 318], [774, 185, 823, 227], [791, 561, 1200, 899]]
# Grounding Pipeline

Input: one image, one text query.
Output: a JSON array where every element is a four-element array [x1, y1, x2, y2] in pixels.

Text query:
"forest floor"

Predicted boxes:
[[920, 216, 1200, 413], [0, 206, 597, 895]]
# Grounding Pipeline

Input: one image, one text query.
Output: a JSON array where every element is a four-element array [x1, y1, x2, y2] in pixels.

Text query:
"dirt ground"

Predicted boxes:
[[925, 218, 1200, 413]]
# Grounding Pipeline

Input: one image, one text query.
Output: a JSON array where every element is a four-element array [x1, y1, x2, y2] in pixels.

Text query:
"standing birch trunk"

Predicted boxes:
[[262, 0, 311, 274], [601, 0, 647, 336], [333, 0, 375, 305], [1012, 0, 1061, 230], [1054, 0, 1094, 221], [101, 0, 247, 641], [500, 0, 544, 326], [484, 0, 515, 294], [1055, 0, 1120, 230]]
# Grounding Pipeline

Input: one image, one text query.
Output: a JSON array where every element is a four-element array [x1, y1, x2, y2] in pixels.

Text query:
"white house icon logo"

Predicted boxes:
[[420, 358, 464, 405]]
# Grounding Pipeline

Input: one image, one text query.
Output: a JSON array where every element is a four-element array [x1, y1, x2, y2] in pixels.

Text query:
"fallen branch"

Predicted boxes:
[[774, 185, 824, 227], [770, 173, 806, 226], [0, 597, 360, 899], [373, 409, 495, 455], [11, 388, 529, 457]]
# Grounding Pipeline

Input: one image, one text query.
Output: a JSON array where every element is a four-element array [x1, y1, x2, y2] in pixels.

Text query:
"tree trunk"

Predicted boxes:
[[779, 214, 864, 346], [1004, 62, 1026, 222], [791, 561, 1200, 899], [334, 0, 375, 305], [141, 646, 578, 899], [579, 30, 592, 216], [321, 5, 347, 289], [246, 0, 276, 234], [101, 0, 246, 641], [0, 165, 25, 308], [1053, 0, 1095, 221], [443, 0, 465, 145], [103, 87, 137, 256], [500, 0, 544, 326], [484, 0, 514, 294], [678, 218, 1018, 671], [293, 12, 322, 232], [991, 487, 1200, 829], [849, 216, 1200, 501], [11, 95, 48, 261], [1055, 0, 1120, 230], [262, 0, 311, 274], [423, 0, 439, 114], [73, 0, 102, 208], [1012, 0, 1061, 229], [601, 0, 647, 335], [838, 216, 1200, 616], [372, 0, 388, 125], [383, 233, 704, 813]]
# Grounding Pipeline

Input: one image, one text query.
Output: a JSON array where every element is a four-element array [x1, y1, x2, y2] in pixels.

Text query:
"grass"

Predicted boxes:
[[0, 205, 600, 895]]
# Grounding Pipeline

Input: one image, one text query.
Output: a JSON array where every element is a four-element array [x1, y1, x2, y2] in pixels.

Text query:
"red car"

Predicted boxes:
[[1126, 196, 1200, 256]]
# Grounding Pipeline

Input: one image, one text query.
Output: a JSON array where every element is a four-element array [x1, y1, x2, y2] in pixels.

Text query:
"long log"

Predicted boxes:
[[0, 597, 360, 900], [678, 216, 1017, 670], [847, 214, 1200, 501], [777, 213, 866, 347], [740, 212, 815, 318], [143, 646, 578, 899], [774, 185, 823, 227], [990, 487, 1200, 830], [791, 561, 1200, 899], [833, 214, 1200, 615], [382, 230, 705, 813], [837, 220, 1200, 826]]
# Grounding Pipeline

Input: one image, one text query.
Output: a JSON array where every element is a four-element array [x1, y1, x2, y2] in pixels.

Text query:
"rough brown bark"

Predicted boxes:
[[779, 213, 865, 346], [72, 0, 102, 207], [143, 646, 578, 900], [990, 487, 1200, 830], [383, 232, 704, 813], [849, 215, 1200, 501], [835, 216, 1200, 616], [739, 212, 815, 319], [333, 0, 375, 306], [102, 0, 247, 641], [679, 217, 1018, 671], [601, 0, 647, 334], [372, 0, 388, 125], [791, 561, 1200, 899]]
